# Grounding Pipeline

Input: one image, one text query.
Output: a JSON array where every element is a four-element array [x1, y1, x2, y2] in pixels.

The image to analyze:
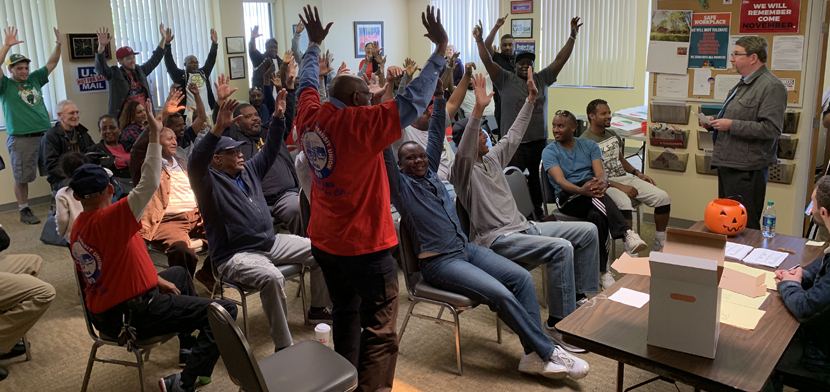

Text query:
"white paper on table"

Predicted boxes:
[[695, 112, 711, 124], [714, 74, 742, 100], [656, 74, 689, 98], [772, 36, 804, 71], [608, 288, 650, 308], [806, 240, 826, 247], [725, 242, 754, 260], [647, 41, 690, 75], [743, 248, 789, 268], [693, 69, 712, 96]]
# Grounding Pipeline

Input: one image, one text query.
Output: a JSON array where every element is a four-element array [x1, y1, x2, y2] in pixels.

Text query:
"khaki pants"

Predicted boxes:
[[0, 254, 55, 353]]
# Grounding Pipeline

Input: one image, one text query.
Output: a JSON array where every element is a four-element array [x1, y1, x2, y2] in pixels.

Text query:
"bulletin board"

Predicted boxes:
[[649, 0, 809, 106]]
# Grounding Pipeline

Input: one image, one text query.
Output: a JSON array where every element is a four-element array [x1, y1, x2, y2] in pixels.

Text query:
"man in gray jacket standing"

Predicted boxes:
[[95, 24, 173, 116], [703, 36, 787, 230]]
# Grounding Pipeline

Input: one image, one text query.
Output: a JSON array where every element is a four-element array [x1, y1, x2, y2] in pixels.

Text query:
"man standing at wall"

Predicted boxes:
[[0, 26, 63, 224], [702, 36, 786, 230], [164, 28, 219, 121]]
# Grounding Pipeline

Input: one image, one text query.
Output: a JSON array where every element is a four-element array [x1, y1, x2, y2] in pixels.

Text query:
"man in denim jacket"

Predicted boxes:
[[702, 36, 787, 230], [765, 175, 830, 390]]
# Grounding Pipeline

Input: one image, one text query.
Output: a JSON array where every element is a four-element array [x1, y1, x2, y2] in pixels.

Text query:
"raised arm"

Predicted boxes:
[[0, 27, 23, 68], [383, 146, 401, 201], [249, 89, 288, 180], [249, 25, 266, 67], [450, 73, 492, 187], [426, 79, 447, 173], [291, 21, 305, 64], [127, 102, 163, 221], [189, 97, 241, 188], [45, 28, 62, 75], [138, 24, 172, 75], [446, 62, 474, 119], [543, 17, 581, 82], [473, 21, 501, 82], [483, 14, 508, 57], [297, 5, 333, 109], [203, 28, 219, 72], [188, 83, 208, 133], [94, 27, 116, 79], [490, 66, 537, 166], [163, 43, 181, 77]]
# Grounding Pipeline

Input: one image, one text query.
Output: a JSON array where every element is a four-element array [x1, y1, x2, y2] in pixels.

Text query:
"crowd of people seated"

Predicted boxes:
[[0, 5, 824, 392]]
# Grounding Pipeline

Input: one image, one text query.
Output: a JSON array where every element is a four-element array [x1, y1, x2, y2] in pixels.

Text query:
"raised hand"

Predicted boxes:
[[53, 28, 62, 46], [145, 100, 162, 136], [270, 70, 282, 88], [473, 73, 494, 107], [318, 54, 333, 76], [326, 50, 333, 67], [215, 99, 242, 130], [387, 65, 403, 82], [472, 20, 483, 41], [4, 27, 23, 47], [526, 65, 538, 101], [492, 45, 499, 54], [299, 5, 333, 45], [187, 83, 200, 96], [364, 44, 373, 63], [435, 77, 443, 95], [449, 51, 460, 67], [465, 62, 476, 75], [403, 58, 419, 78], [336, 61, 350, 76], [273, 88, 288, 118], [495, 14, 508, 28], [163, 89, 185, 116], [377, 55, 387, 68], [422, 5, 448, 55], [283, 50, 292, 64], [210, 28, 218, 44], [96, 27, 111, 51], [286, 58, 297, 88], [570, 16, 583, 38], [214, 73, 238, 100], [296, 21, 305, 34], [160, 24, 174, 44], [250, 25, 262, 41]]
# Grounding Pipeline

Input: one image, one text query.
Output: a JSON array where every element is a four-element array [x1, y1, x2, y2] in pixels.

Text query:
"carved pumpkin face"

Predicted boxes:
[[704, 199, 747, 236]]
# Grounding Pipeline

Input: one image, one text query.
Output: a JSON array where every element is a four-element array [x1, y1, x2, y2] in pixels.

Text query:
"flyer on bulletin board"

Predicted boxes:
[[739, 0, 800, 34], [688, 13, 731, 69]]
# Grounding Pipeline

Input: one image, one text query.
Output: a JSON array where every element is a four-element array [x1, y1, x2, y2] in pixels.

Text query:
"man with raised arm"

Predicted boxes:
[[69, 103, 236, 392], [95, 24, 172, 116], [0, 26, 63, 224], [164, 28, 219, 120], [249, 25, 282, 90], [474, 16, 582, 219], [293, 5, 447, 391], [388, 75, 589, 380]]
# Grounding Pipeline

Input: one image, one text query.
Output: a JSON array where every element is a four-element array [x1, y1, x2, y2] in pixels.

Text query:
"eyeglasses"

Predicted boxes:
[[555, 110, 573, 116], [731, 52, 750, 58]]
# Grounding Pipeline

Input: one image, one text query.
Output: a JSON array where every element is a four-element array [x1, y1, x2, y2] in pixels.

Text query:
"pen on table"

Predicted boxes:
[[788, 264, 800, 271], [778, 247, 796, 255]]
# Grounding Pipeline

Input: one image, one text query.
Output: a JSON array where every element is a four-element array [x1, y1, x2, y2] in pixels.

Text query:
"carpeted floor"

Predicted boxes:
[[0, 204, 719, 391]]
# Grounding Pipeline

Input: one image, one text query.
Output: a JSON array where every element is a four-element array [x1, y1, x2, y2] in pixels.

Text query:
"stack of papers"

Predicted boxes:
[[609, 116, 644, 136], [615, 106, 648, 122], [720, 301, 766, 330], [723, 262, 777, 290], [725, 242, 754, 260], [743, 248, 789, 268], [608, 288, 650, 308]]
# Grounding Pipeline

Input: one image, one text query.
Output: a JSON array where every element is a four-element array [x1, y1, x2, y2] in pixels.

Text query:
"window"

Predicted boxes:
[[429, 0, 500, 67], [539, 0, 637, 89], [243, 1, 272, 88], [109, 0, 214, 110], [0, 0, 66, 127]]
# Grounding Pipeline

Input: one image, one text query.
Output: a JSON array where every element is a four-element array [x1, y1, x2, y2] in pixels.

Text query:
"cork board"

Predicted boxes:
[[650, 0, 808, 106]]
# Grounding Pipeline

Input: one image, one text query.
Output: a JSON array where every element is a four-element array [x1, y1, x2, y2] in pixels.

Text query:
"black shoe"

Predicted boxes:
[[0, 365, 8, 381], [0, 340, 26, 359], [158, 373, 193, 392], [19, 207, 40, 224], [308, 307, 333, 324], [178, 349, 191, 368]]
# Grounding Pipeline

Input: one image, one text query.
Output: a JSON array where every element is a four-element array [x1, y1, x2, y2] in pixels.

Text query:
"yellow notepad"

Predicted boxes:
[[720, 301, 766, 330], [721, 290, 769, 309]]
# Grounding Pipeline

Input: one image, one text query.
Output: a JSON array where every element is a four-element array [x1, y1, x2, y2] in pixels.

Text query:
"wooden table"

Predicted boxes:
[[557, 222, 828, 392]]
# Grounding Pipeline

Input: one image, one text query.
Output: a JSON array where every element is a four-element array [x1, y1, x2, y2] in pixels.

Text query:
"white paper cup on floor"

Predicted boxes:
[[315, 323, 331, 347]]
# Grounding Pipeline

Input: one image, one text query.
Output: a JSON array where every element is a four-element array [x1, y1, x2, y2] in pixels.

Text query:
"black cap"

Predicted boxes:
[[452, 118, 470, 146], [515, 51, 536, 64], [70, 164, 111, 199], [214, 136, 247, 155]]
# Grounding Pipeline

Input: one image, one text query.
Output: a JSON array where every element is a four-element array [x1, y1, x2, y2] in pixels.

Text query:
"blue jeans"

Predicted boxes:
[[490, 221, 599, 320], [420, 243, 555, 361]]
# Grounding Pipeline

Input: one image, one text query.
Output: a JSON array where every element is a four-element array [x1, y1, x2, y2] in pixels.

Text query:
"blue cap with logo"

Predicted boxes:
[[214, 136, 247, 154]]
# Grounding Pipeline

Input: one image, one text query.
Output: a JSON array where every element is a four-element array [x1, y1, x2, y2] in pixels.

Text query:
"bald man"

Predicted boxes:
[[164, 28, 219, 118], [293, 5, 448, 392]]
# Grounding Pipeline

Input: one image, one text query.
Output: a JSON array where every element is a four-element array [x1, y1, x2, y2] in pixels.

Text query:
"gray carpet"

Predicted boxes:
[[0, 204, 726, 391]]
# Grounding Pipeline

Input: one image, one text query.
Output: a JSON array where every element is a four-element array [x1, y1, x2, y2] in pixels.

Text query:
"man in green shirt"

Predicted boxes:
[[1, 26, 63, 224], [581, 99, 672, 255]]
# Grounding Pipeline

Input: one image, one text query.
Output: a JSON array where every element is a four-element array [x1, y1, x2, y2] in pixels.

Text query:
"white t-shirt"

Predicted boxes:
[[391, 126, 455, 183], [163, 158, 198, 214], [186, 73, 212, 122]]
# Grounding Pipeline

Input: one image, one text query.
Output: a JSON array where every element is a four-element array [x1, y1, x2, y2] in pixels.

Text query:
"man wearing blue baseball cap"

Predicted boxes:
[[69, 110, 236, 392]]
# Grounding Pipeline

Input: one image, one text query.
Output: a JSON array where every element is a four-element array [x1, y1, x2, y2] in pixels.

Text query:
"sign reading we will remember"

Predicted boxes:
[[740, 0, 800, 34], [688, 13, 730, 69]]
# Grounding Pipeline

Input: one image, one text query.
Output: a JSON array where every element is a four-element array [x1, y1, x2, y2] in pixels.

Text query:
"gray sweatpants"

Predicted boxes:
[[217, 234, 331, 350]]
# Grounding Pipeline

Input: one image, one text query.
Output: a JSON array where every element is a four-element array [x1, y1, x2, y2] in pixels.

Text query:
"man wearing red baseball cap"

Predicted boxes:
[[95, 24, 173, 116]]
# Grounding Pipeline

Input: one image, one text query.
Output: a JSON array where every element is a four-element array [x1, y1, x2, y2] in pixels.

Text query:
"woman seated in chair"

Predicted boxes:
[[118, 101, 147, 144], [86, 114, 134, 197], [385, 76, 589, 381]]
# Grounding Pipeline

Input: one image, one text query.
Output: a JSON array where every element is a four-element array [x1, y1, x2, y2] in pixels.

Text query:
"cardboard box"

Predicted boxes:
[[648, 228, 726, 359]]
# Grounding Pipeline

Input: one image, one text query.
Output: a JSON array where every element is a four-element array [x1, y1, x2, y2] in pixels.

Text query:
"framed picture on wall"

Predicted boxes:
[[228, 56, 245, 80], [68, 34, 110, 61], [511, 1, 533, 14], [226, 36, 245, 54], [353, 21, 383, 59], [511, 19, 533, 38]]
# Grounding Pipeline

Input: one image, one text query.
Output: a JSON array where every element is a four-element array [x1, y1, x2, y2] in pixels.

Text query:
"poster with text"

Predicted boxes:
[[647, 10, 693, 75], [71, 65, 107, 95], [740, 0, 800, 33], [688, 13, 731, 69], [515, 40, 535, 54]]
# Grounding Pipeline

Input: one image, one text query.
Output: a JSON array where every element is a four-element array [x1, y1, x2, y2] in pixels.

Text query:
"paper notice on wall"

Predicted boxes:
[[656, 74, 689, 98], [647, 10, 692, 75], [714, 74, 742, 100], [728, 35, 746, 58], [779, 78, 795, 91], [772, 36, 804, 71], [693, 69, 712, 95]]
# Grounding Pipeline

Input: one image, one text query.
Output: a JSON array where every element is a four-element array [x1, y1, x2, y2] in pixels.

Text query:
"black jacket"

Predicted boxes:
[[86, 140, 134, 179], [164, 43, 218, 111], [41, 123, 95, 188]]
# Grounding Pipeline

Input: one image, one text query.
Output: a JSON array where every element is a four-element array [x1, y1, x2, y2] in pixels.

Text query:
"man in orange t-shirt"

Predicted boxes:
[[294, 5, 447, 391]]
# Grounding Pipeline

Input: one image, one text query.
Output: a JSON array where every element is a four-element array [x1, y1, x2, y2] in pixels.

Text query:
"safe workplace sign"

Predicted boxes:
[[740, 0, 800, 34]]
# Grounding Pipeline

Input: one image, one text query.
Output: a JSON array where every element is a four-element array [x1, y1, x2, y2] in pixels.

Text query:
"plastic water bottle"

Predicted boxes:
[[762, 201, 776, 238]]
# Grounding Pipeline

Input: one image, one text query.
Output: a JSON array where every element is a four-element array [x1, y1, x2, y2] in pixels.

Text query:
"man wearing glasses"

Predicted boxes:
[[700, 36, 787, 230], [164, 28, 219, 121]]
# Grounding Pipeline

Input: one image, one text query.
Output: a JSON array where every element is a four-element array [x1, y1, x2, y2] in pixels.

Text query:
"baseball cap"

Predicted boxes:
[[70, 164, 111, 199], [214, 136, 246, 155], [116, 46, 139, 61], [6, 54, 30, 67], [515, 51, 536, 64]]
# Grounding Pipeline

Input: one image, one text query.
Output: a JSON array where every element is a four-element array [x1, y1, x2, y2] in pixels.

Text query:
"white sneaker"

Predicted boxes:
[[543, 321, 587, 353], [518, 352, 568, 379], [601, 271, 616, 291], [576, 296, 589, 308], [550, 346, 590, 380], [623, 230, 648, 255], [653, 235, 666, 252]]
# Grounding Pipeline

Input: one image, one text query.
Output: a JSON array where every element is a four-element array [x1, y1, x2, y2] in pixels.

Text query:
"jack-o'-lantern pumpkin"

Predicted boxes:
[[704, 199, 747, 236]]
